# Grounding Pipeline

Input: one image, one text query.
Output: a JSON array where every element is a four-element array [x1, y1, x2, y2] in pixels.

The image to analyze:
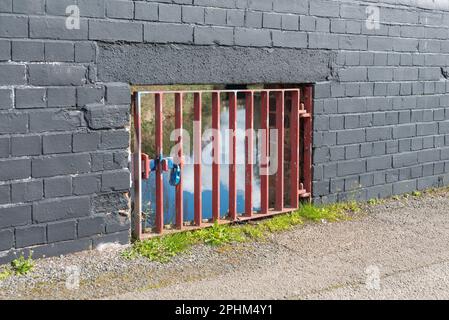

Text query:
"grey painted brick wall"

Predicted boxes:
[[1, 0, 449, 262]]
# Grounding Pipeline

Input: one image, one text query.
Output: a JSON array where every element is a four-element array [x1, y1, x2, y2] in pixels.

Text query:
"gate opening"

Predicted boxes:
[[131, 85, 313, 240]]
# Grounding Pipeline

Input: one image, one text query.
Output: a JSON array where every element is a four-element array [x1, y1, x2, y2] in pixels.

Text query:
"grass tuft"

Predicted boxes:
[[11, 254, 34, 276], [123, 232, 196, 263], [124, 201, 358, 263], [193, 222, 245, 246], [0, 268, 12, 281]]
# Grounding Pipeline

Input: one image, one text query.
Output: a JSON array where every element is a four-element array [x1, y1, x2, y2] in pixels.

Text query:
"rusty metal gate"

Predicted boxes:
[[131, 86, 313, 240]]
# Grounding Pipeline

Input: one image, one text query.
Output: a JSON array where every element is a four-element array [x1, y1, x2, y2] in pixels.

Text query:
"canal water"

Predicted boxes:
[[141, 107, 262, 228]]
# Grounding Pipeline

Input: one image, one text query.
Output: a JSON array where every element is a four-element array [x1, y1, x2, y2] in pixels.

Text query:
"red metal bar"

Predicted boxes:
[[228, 92, 237, 221], [212, 92, 220, 222], [175, 93, 183, 229], [290, 90, 300, 209], [132, 92, 142, 240], [260, 91, 269, 214], [194, 92, 202, 226], [275, 91, 284, 211], [155, 93, 164, 233], [303, 86, 313, 198], [245, 92, 254, 217]]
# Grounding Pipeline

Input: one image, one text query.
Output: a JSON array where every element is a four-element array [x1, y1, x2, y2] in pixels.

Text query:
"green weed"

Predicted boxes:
[[0, 268, 12, 281], [126, 201, 359, 263], [11, 254, 34, 275], [193, 222, 245, 246]]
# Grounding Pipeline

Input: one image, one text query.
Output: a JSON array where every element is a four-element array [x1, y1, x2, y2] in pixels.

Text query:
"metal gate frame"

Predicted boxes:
[[131, 86, 313, 240]]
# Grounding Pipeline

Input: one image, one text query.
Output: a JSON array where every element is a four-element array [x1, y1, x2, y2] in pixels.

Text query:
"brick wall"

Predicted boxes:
[[1, 0, 449, 261]]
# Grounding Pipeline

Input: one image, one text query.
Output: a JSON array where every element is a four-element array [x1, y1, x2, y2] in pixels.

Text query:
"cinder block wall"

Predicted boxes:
[[1, 0, 448, 261]]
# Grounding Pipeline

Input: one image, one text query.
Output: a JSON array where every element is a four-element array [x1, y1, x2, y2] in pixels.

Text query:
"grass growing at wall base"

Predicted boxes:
[[0, 254, 34, 281], [122, 201, 360, 263]]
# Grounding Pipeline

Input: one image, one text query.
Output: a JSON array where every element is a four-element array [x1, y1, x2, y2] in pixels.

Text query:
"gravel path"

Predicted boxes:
[[1, 189, 448, 300]]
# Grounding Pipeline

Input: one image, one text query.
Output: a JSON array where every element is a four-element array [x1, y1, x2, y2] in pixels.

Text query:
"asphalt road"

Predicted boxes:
[[115, 193, 449, 300]]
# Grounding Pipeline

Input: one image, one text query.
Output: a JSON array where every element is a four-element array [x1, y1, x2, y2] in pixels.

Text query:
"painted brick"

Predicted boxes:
[[45, 42, 74, 62], [43, 133, 72, 154], [78, 0, 105, 18], [33, 196, 91, 223], [45, 0, 75, 15], [12, 40, 44, 61], [15, 224, 46, 248], [194, 26, 234, 45], [0, 14, 28, 37], [182, 5, 203, 24], [11, 135, 41, 156], [47, 220, 77, 243], [32, 154, 91, 178], [101, 169, 131, 191], [44, 176, 72, 198], [0, 229, 13, 251], [84, 104, 130, 130], [160, 4, 182, 23], [0, 0, 12, 12], [0, 88, 13, 110], [73, 132, 101, 152], [246, 11, 262, 28], [75, 42, 97, 63], [0, 64, 26, 85], [337, 159, 365, 176], [0, 39, 10, 61], [28, 64, 86, 86], [205, 7, 226, 25], [30, 16, 88, 40], [11, 180, 43, 203], [227, 9, 244, 27], [15, 88, 46, 109], [144, 23, 193, 44], [235, 28, 271, 47], [47, 87, 76, 108], [273, 0, 307, 14], [105, 83, 131, 105], [77, 86, 104, 106], [0, 184, 9, 204], [0, 204, 31, 228], [73, 174, 101, 195], [106, 0, 134, 19], [100, 130, 129, 150], [29, 110, 84, 133], [78, 216, 105, 238], [89, 20, 142, 42], [0, 113, 28, 134], [272, 30, 307, 48], [310, 0, 340, 18]]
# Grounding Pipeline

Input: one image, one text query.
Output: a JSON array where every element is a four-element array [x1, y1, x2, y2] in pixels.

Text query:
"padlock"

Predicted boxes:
[[169, 164, 181, 186]]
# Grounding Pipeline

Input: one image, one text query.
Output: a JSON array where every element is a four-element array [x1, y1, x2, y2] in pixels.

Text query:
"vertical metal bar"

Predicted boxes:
[[260, 91, 269, 214], [275, 91, 284, 211], [290, 90, 300, 209], [212, 92, 221, 222], [303, 86, 313, 198], [175, 92, 183, 229], [228, 92, 237, 221], [245, 91, 254, 217], [132, 92, 142, 240], [194, 92, 202, 226], [155, 93, 164, 233]]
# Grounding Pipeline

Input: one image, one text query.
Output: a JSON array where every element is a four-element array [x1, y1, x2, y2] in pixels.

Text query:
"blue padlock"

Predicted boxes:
[[169, 163, 181, 186]]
